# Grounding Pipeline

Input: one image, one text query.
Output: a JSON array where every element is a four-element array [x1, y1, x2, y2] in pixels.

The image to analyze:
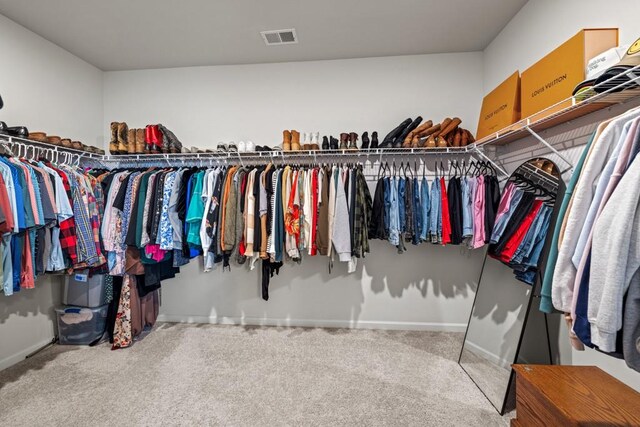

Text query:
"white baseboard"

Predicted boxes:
[[464, 340, 512, 369], [156, 314, 467, 332], [0, 337, 55, 372]]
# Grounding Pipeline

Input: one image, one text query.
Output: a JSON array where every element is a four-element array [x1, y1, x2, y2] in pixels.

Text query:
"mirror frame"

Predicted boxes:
[[458, 157, 563, 414]]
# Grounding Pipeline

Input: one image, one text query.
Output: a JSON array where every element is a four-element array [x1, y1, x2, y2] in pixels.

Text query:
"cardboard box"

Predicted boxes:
[[521, 28, 618, 120], [476, 71, 521, 140]]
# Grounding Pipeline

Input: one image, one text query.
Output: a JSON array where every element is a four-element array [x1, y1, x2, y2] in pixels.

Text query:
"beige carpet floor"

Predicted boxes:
[[0, 324, 509, 426]]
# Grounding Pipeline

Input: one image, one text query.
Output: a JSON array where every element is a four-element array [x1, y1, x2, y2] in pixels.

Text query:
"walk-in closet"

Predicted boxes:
[[1, 1, 640, 425]]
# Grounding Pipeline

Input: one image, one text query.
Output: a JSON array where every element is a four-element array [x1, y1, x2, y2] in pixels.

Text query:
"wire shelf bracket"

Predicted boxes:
[[524, 126, 574, 173], [471, 145, 509, 177]]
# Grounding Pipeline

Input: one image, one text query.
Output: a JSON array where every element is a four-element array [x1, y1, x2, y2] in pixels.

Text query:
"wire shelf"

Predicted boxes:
[[0, 134, 104, 162], [100, 145, 477, 167], [475, 65, 640, 147]]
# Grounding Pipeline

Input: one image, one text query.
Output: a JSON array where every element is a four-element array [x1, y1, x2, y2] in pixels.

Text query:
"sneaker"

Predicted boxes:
[[238, 141, 247, 152], [245, 140, 255, 151], [217, 143, 228, 153], [228, 143, 238, 153]]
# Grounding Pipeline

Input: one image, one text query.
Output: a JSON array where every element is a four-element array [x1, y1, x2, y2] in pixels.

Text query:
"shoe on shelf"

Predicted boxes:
[[348, 132, 358, 150], [71, 141, 83, 150], [291, 130, 301, 151], [310, 132, 320, 150], [116, 122, 128, 154], [238, 141, 246, 152], [330, 136, 339, 150], [217, 143, 228, 153], [60, 138, 72, 149], [158, 124, 183, 153], [157, 124, 170, 153], [339, 133, 349, 150], [47, 135, 61, 146], [0, 121, 6, 133], [370, 131, 379, 149], [135, 129, 145, 154], [322, 136, 329, 150], [245, 140, 255, 151], [398, 116, 423, 148], [127, 128, 136, 154], [228, 142, 238, 153], [380, 118, 411, 148], [361, 132, 370, 149], [283, 130, 292, 151], [29, 132, 48, 143], [109, 122, 119, 154], [4, 126, 29, 138]]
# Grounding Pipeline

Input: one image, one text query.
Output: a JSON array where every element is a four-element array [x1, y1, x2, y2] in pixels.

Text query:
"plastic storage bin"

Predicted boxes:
[[63, 271, 107, 308], [55, 305, 108, 345]]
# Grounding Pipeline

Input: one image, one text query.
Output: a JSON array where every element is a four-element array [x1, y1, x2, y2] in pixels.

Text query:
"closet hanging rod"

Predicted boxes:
[[100, 145, 477, 164], [519, 162, 560, 189]]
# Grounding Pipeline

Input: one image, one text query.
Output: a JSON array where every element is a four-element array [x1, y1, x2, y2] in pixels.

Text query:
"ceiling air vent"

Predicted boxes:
[[261, 29, 298, 46]]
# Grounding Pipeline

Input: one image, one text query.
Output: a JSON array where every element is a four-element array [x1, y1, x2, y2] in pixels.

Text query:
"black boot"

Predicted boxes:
[[330, 136, 339, 150], [322, 136, 329, 150], [395, 116, 422, 148], [370, 131, 379, 149], [380, 118, 411, 148], [361, 132, 370, 149]]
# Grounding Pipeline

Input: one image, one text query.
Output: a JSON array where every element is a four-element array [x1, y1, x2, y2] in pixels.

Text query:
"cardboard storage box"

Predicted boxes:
[[476, 71, 521, 140], [521, 28, 619, 120]]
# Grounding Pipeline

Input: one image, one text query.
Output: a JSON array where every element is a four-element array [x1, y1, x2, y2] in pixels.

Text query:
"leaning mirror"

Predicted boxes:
[[459, 157, 563, 414]]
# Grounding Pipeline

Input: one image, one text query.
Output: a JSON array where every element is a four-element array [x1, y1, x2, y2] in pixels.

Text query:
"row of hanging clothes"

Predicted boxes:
[[369, 160, 501, 250], [545, 106, 640, 372], [487, 160, 559, 286], [0, 144, 106, 297], [97, 162, 374, 347]]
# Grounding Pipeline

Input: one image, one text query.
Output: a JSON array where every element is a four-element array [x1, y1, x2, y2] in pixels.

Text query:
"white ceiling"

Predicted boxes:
[[0, 0, 528, 71]]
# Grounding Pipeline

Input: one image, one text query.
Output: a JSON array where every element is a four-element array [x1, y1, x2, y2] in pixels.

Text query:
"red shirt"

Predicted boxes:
[[440, 177, 451, 245], [498, 199, 543, 262]]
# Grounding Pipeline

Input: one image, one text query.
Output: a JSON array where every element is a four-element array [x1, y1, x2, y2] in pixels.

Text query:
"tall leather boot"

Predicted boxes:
[[339, 133, 349, 150], [370, 131, 379, 149], [135, 129, 145, 154], [398, 116, 423, 148], [380, 118, 411, 148], [322, 136, 329, 150], [330, 136, 339, 150], [348, 132, 358, 150], [117, 122, 128, 154], [283, 130, 292, 151], [158, 124, 170, 153], [127, 128, 136, 154], [361, 132, 370, 149], [144, 125, 152, 154], [150, 125, 162, 154], [291, 130, 301, 151], [109, 122, 119, 155]]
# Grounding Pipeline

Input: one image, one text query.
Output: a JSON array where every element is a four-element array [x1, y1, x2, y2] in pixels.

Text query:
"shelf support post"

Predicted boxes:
[[524, 126, 574, 172]]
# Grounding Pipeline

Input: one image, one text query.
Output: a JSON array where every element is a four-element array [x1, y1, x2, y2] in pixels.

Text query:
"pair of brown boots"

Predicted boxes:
[[282, 130, 301, 151], [110, 122, 145, 155]]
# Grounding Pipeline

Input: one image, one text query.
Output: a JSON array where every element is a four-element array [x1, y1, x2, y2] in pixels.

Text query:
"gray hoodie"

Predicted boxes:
[[590, 151, 640, 352]]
